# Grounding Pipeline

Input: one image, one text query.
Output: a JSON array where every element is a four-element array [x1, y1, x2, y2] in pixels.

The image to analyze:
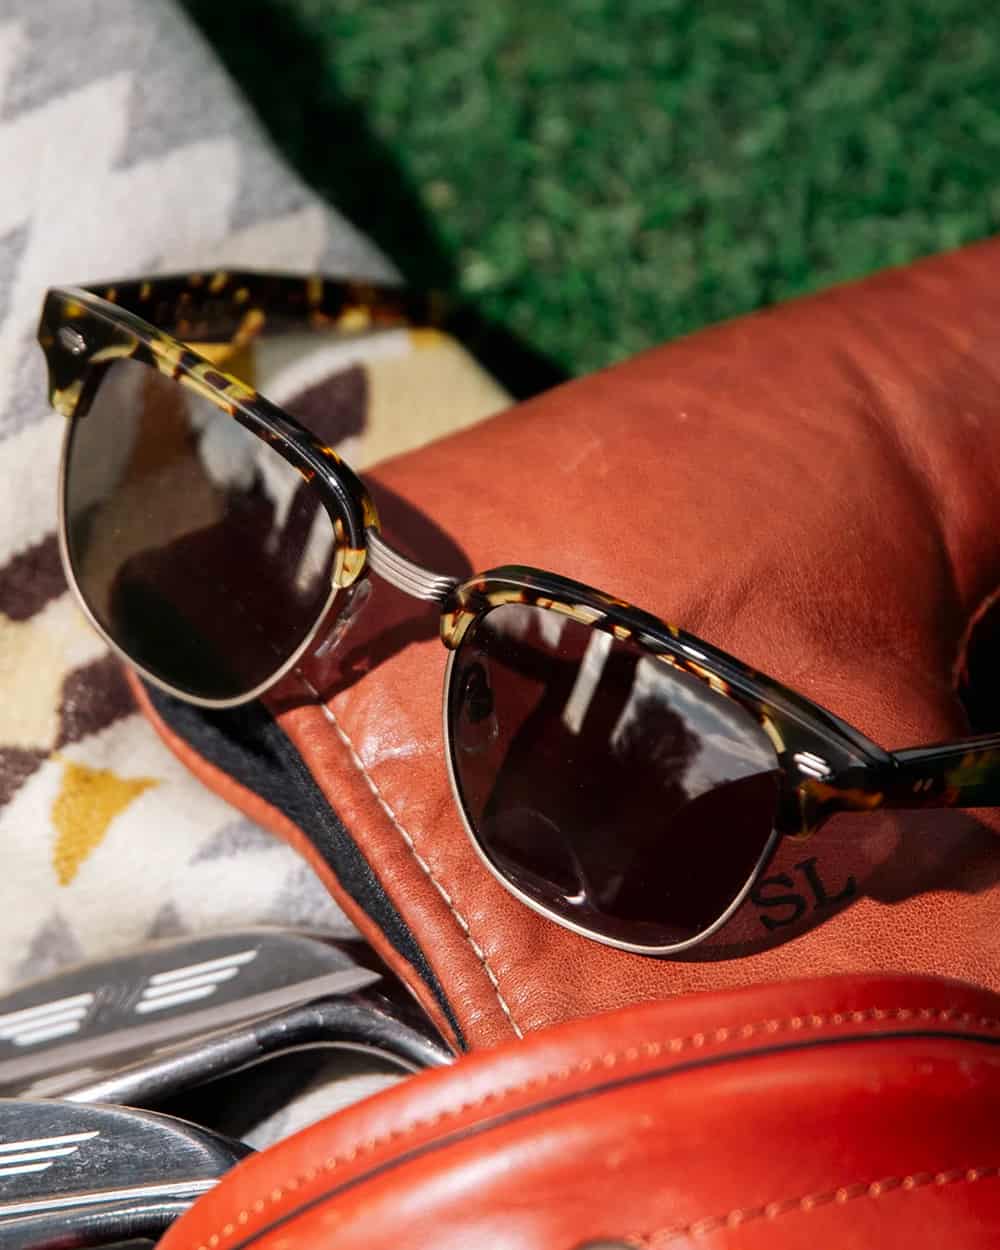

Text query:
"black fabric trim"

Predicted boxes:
[[144, 683, 465, 1048], [228, 1026, 1000, 1249]]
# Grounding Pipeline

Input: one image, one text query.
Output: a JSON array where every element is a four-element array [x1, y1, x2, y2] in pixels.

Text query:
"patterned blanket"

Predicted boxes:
[[0, 0, 505, 1125]]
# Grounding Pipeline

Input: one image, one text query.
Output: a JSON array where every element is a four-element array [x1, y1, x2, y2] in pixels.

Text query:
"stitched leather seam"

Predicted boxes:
[[190, 1003, 998, 1250], [636, 1164, 1000, 1244], [293, 670, 524, 1041]]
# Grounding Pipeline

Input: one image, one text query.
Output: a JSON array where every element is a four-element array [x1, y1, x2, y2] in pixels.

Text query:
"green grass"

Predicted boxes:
[[184, 0, 1000, 387]]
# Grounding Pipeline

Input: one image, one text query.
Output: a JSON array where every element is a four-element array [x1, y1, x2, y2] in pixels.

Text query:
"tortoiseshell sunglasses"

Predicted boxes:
[[38, 273, 1000, 957]]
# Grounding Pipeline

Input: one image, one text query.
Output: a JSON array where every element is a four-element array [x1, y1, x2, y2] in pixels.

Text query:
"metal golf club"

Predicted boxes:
[[83, 1243, 154, 1249], [0, 1097, 250, 1248], [0, 929, 452, 1111]]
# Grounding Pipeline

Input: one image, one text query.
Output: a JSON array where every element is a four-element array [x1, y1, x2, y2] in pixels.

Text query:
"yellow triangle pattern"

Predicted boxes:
[[51, 760, 159, 886]]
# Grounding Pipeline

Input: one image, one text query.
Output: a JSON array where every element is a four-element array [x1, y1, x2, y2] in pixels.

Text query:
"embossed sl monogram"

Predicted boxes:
[[751, 857, 857, 931]]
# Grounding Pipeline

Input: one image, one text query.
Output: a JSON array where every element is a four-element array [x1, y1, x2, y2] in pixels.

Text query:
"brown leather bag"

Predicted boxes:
[[158, 972, 1000, 1250], [138, 237, 1000, 1052]]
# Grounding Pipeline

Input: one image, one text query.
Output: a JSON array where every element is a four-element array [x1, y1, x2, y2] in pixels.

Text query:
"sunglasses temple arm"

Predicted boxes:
[[85, 273, 444, 345], [873, 733, 1000, 810]]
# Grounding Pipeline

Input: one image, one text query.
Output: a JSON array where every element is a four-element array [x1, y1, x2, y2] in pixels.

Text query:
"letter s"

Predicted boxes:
[[751, 872, 808, 931]]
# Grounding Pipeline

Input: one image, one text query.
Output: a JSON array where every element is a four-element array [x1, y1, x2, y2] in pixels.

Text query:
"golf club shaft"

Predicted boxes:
[[0, 1197, 192, 1248], [63, 993, 452, 1105]]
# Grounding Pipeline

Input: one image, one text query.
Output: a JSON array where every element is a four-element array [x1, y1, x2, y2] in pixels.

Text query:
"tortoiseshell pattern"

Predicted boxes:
[[37, 270, 1000, 956], [84, 271, 444, 348], [440, 568, 1000, 841], [37, 273, 442, 586]]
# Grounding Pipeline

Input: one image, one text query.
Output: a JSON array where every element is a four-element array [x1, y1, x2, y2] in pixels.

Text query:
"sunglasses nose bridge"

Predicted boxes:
[[365, 529, 458, 604]]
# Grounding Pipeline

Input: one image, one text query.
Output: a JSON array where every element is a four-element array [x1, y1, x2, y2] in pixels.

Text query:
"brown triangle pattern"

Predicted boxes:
[[54, 652, 135, 749], [0, 746, 46, 807], [0, 532, 65, 622], [0, 518, 139, 810], [283, 364, 367, 447], [0, 651, 136, 811]]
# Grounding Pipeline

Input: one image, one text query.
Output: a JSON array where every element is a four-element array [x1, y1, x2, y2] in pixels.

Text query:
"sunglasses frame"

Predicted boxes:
[[38, 272, 1000, 956], [42, 276, 419, 708]]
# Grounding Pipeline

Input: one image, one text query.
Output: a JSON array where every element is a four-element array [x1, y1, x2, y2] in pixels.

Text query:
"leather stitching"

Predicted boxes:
[[293, 669, 524, 1041], [635, 1164, 1000, 1244], [189, 1002, 999, 1250]]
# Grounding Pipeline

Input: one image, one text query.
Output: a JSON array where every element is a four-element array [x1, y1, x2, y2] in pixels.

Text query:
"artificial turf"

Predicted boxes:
[[184, 0, 1000, 388]]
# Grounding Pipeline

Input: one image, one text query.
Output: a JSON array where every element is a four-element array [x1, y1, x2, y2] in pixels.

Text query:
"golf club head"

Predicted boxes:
[[0, 929, 452, 1111], [0, 1097, 249, 1248]]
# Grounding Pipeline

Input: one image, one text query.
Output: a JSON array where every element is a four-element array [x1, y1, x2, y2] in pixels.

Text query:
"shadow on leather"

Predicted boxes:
[[690, 804, 1000, 962]]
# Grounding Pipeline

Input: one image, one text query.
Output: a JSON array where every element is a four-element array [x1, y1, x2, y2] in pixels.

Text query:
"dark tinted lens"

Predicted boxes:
[[63, 358, 339, 701], [448, 603, 780, 949]]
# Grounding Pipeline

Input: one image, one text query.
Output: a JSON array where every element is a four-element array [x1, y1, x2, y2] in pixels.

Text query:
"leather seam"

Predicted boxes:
[[293, 669, 524, 1041], [189, 1003, 997, 1250], [635, 1164, 1000, 1244], [137, 675, 466, 1049]]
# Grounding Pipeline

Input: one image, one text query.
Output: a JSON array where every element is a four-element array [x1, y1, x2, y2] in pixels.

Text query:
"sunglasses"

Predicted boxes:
[[37, 272, 1000, 957]]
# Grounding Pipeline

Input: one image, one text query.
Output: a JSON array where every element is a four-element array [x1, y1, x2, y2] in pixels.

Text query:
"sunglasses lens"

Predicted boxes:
[[448, 603, 780, 950], [62, 357, 340, 702]]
